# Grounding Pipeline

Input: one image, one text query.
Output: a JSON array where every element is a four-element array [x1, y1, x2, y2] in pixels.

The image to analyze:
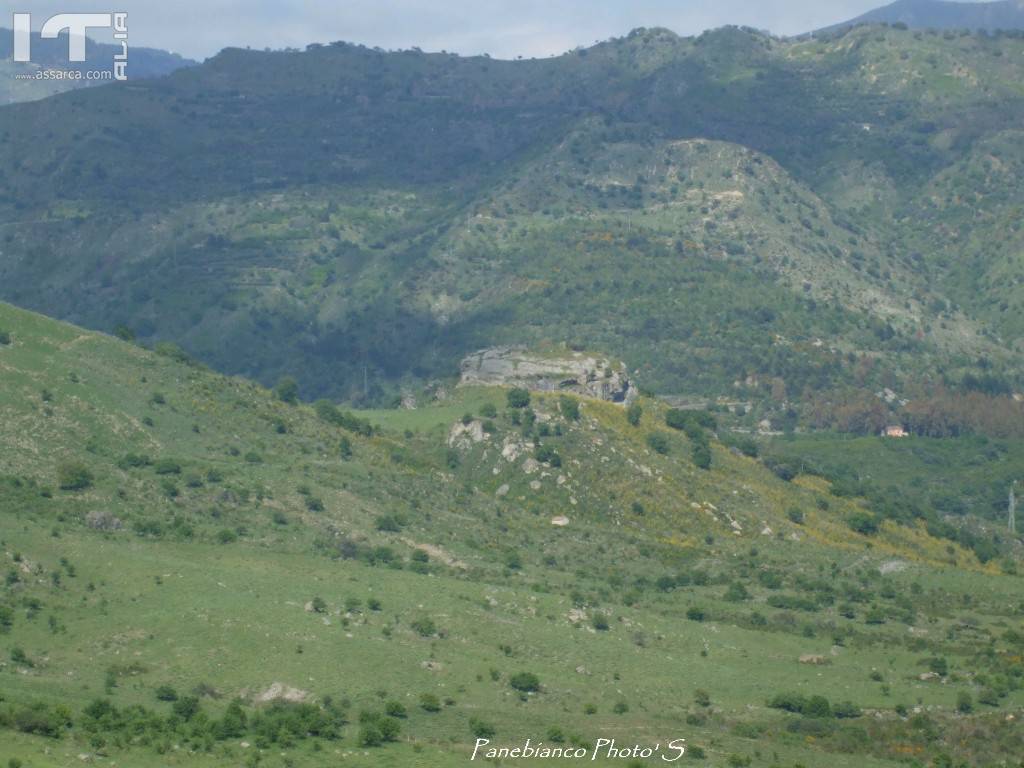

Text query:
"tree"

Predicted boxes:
[[275, 376, 299, 404], [57, 462, 93, 491], [507, 388, 531, 409]]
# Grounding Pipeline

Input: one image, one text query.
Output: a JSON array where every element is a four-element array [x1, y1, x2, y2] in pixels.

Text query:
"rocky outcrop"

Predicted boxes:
[[448, 419, 486, 449], [459, 346, 637, 404]]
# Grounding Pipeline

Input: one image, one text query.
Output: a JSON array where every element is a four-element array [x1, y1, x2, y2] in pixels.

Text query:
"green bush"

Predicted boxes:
[[479, 402, 498, 418], [724, 582, 750, 602], [832, 700, 862, 719], [692, 443, 712, 470], [57, 462, 93, 491], [847, 512, 879, 535], [956, 691, 973, 713], [469, 716, 496, 738], [375, 515, 403, 532], [507, 388, 531, 409], [314, 399, 373, 435], [534, 444, 562, 467], [419, 693, 441, 712], [275, 377, 299, 404], [0, 330, 10, 346], [559, 395, 580, 421], [154, 684, 178, 701], [153, 459, 181, 475], [410, 616, 437, 637], [215, 528, 238, 544], [767, 692, 839, 718], [626, 402, 642, 426], [117, 453, 151, 469], [357, 710, 400, 747], [509, 672, 541, 692], [647, 432, 669, 454]]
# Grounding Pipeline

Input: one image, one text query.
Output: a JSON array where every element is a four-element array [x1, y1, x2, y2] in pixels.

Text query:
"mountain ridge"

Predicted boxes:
[[817, 0, 1024, 34], [0, 24, 1021, 409]]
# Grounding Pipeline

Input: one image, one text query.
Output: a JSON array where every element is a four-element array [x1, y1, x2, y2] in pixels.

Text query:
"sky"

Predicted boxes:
[[1, 0, 981, 60]]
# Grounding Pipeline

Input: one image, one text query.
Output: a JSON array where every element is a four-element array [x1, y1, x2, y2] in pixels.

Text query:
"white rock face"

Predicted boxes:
[[448, 419, 486, 448], [459, 346, 637, 404]]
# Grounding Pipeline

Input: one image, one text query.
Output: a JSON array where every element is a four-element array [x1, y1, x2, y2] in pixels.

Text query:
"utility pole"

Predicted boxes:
[[1010, 481, 1017, 535]]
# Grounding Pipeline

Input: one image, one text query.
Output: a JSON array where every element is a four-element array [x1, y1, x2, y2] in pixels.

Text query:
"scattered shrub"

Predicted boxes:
[[509, 672, 541, 693], [155, 685, 178, 702], [410, 616, 437, 637], [626, 403, 642, 426], [57, 462, 93, 491], [647, 433, 669, 454], [275, 377, 299, 404], [507, 388, 531, 409], [559, 395, 580, 421], [469, 716, 496, 738]]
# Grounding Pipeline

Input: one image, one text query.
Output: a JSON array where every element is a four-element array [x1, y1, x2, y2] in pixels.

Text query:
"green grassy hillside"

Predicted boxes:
[[1, 302, 1022, 767]]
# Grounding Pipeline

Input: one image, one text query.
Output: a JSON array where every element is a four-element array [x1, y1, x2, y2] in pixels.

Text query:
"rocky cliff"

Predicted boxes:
[[459, 346, 637, 404]]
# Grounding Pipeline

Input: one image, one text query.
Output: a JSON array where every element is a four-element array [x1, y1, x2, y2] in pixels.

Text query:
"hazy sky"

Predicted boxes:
[[4, 1, 975, 60]]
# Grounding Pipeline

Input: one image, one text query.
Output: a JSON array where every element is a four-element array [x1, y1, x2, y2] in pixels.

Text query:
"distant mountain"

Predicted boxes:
[[818, 0, 1024, 34], [0, 27, 196, 104], [1, 25, 1023, 408]]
